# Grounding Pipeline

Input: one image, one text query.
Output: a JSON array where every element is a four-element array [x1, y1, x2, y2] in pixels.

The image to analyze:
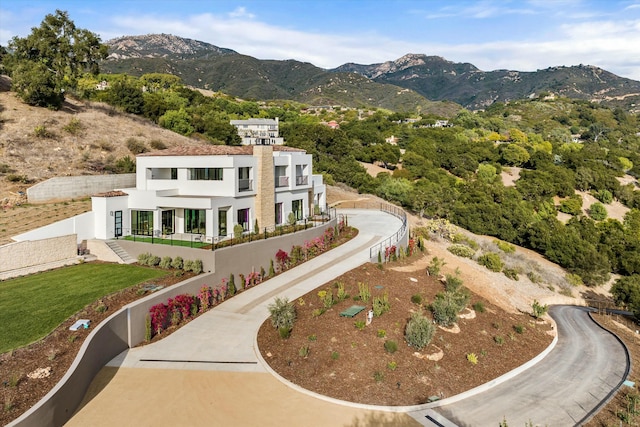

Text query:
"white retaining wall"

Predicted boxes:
[[12, 212, 94, 244], [0, 235, 78, 279]]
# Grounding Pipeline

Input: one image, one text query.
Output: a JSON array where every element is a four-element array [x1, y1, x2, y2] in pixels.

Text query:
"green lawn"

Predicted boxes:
[[0, 263, 166, 353]]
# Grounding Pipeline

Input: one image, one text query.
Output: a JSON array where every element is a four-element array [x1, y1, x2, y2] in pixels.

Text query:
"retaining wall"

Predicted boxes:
[[0, 235, 77, 279], [8, 218, 337, 427], [12, 212, 94, 244], [27, 174, 135, 203]]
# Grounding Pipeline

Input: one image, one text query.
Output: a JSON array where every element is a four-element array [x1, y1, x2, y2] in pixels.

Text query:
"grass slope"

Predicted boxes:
[[0, 263, 165, 352]]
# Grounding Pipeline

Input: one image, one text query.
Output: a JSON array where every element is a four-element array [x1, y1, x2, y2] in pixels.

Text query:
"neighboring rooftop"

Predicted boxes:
[[138, 145, 304, 157]]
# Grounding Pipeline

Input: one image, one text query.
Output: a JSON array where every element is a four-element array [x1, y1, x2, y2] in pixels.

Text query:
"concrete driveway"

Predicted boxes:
[[413, 305, 629, 426]]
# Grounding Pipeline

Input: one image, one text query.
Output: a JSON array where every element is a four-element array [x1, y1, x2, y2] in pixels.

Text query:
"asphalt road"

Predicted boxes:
[[427, 305, 629, 426]]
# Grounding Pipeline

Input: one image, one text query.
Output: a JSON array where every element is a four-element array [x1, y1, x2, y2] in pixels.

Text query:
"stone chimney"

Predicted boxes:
[[253, 145, 275, 230]]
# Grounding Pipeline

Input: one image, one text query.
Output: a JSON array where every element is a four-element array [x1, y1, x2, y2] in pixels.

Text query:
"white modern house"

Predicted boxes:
[[230, 118, 284, 145], [91, 144, 325, 241]]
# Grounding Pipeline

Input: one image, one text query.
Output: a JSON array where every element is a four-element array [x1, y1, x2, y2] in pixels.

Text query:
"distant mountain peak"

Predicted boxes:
[[105, 34, 236, 60]]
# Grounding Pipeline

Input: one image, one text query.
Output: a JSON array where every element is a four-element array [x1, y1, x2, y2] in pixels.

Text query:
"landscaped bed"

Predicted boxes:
[[257, 255, 555, 406]]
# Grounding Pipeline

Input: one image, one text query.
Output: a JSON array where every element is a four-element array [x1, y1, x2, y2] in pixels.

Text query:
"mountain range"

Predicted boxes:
[[101, 34, 640, 112]]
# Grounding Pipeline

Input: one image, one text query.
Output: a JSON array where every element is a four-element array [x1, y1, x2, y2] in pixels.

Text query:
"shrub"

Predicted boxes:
[[411, 294, 423, 305], [373, 371, 385, 382], [311, 308, 325, 317], [472, 301, 485, 313], [159, 256, 172, 269], [445, 274, 464, 292], [171, 256, 184, 270], [514, 324, 525, 334], [466, 353, 478, 365], [183, 259, 194, 272], [532, 299, 548, 319], [317, 289, 334, 308], [559, 195, 583, 215], [150, 139, 167, 150], [34, 124, 53, 138], [503, 267, 520, 281], [387, 361, 397, 371], [431, 290, 469, 326], [279, 327, 291, 339], [308, 334, 317, 341], [494, 240, 516, 254], [384, 340, 398, 353], [269, 259, 276, 277], [298, 346, 309, 357], [478, 252, 504, 272], [405, 312, 435, 350], [594, 189, 613, 204], [137, 252, 152, 265], [358, 282, 371, 302], [377, 329, 386, 338], [565, 273, 583, 287], [234, 223, 244, 239], [268, 297, 296, 332], [494, 335, 504, 345], [275, 249, 290, 271], [336, 282, 347, 301], [426, 256, 446, 276], [447, 243, 476, 258], [588, 202, 607, 221], [228, 274, 236, 296], [192, 259, 203, 274], [331, 351, 340, 360], [452, 233, 479, 250], [354, 320, 366, 330], [372, 292, 390, 317], [145, 314, 152, 341], [63, 118, 83, 134], [126, 137, 147, 154]]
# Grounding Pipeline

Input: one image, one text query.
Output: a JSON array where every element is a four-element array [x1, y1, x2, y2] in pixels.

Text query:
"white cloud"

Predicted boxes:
[[228, 7, 254, 19]]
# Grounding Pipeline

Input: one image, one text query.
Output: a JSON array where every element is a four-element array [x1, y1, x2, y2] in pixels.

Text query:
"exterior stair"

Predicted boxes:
[[105, 240, 135, 264]]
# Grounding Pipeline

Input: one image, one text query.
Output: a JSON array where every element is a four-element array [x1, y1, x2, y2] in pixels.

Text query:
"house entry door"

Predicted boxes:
[[114, 211, 122, 237]]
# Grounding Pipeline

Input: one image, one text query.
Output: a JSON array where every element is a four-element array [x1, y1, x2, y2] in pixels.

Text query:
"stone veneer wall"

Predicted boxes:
[[253, 145, 275, 230], [0, 234, 77, 276]]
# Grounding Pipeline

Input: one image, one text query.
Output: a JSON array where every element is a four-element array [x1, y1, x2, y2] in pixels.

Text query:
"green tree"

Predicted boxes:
[[5, 10, 107, 108], [108, 77, 144, 114], [501, 144, 530, 166], [589, 202, 607, 221], [159, 108, 194, 136], [611, 275, 640, 318]]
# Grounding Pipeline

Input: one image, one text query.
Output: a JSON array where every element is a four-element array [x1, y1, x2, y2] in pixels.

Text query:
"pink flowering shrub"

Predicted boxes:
[[245, 271, 261, 288], [384, 245, 397, 262], [276, 249, 290, 271], [198, 285, 212, 313], [149, 303, 169, 335]]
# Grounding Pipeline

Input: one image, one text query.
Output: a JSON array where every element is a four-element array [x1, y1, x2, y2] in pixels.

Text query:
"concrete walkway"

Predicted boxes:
[[66, 209, 422, 427]]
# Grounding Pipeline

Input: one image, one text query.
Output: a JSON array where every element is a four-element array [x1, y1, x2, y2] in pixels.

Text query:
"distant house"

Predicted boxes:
[[385, 135, 398, 145], [325, 120, 340, 129], [230, 118, 284, 145], [95, 80, 109, 90]]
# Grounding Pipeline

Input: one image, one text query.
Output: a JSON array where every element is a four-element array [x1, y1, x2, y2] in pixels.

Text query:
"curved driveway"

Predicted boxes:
[[422, 306, 629, 426], [66, 211, 628, 427]]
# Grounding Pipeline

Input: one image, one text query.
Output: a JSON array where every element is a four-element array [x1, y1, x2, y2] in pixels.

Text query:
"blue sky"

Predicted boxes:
[[1, 0, 640, 80]]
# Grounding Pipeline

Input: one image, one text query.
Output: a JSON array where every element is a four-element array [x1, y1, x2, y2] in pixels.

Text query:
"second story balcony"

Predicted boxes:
[[238, 178, 253, 192], [276, 175, 289, 188], [296, 175, 309, 186]]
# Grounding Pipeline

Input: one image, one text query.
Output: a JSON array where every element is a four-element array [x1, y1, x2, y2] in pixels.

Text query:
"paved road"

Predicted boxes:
[[414, 305, 629, 426]]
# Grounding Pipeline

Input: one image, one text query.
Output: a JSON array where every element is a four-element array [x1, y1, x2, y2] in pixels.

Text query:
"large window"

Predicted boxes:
[[170, 168, 177, 180], [292, 199, 303, 221], [131, 210, 153, 236], [189, 168, 223, 181], [275, 203, 283, 225], [185, 209, 206, 234], [237, 208, 250, 231], [161, 210, 174, 235], [238, 167, 252, 192], [218, 209, 228, 237]]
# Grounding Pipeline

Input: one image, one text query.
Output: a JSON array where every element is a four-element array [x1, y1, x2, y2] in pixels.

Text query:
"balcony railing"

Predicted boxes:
[[296, 175, 308, 186], [238, 179, 253, 192], [276, 175, 289, 188]]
